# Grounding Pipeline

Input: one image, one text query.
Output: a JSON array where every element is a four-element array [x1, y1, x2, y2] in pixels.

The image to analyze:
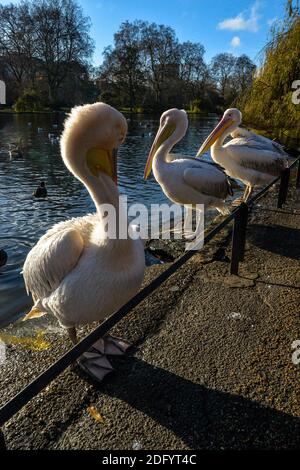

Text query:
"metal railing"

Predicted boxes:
[[0, 154, 299, 449]]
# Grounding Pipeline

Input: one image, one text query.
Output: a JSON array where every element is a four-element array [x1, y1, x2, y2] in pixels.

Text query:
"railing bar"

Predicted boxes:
[[296, 159, 300, 188], [248, 155, 300, 205], [289, 156, 300, 169]]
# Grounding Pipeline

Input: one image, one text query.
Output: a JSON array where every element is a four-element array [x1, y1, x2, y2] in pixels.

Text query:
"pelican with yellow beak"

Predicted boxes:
[[144, 109, 233, 236], [197, 108, 289, 203], [23, 103, 145, 381]]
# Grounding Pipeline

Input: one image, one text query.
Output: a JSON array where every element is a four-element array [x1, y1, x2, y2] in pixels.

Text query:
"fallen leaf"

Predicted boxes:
[[132, 439, 143, 450], [0, 330, 51, 351], [170, 285, 180, 292], [227, 312, 242, 319], [88, 406, 105, 423]]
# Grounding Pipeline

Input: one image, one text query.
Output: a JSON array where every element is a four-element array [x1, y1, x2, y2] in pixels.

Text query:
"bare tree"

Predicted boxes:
[[179, 41, 207, 105], [100, 21, 145, 111], [0, 3, 36, 88], [141, 22, 180, 107], [32, 0, 94, 106], [233, 54, 256, 94], [210, 53, 236, 102]]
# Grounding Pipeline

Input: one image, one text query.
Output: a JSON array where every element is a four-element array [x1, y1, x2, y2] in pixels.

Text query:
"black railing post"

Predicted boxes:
[[277, 168, 290, 208], [230, 203, 249, 275], [296, 159, 300, 189]]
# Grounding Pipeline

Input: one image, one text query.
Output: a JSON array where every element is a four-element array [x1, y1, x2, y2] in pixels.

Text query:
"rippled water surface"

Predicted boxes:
[[0, 112, 227, 327]]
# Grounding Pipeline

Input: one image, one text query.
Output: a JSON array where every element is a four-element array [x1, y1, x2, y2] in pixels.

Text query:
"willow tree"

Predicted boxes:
[[238, 1, 300, 142]]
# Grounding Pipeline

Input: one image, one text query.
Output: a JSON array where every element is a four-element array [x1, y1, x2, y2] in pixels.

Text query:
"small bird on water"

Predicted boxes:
[[0, 249, 8, 267], [33, 182, 48, 199]]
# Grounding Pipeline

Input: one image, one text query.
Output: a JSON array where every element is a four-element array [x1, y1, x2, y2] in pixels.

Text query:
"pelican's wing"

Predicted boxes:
[[23, 228, 84, 300], [225, 139, 289, 176], [183, 161, 232, 199], [171, 153, 228, 173], [230, 128, 288, 156]]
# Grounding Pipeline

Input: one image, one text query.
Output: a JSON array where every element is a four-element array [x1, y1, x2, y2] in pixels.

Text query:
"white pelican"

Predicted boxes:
[[144, 109, 233, 237], [197, 108, 289, 203], [23, 103, 145, 381]]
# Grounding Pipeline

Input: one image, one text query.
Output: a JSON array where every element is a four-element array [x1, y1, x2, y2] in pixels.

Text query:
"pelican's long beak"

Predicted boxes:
[[197, 116, 234, 157], [144, 122, 176, 179], [87, 148, 118, 184]]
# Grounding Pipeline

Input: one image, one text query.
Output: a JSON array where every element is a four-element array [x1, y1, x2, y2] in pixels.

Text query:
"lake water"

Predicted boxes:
[[0, 112, 237, 327]]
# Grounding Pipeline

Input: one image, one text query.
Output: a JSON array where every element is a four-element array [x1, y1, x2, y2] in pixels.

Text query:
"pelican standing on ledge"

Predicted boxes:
[[197, 108, 289, 203], [144, 109, 233, 236], [23, 103, 145, 381]]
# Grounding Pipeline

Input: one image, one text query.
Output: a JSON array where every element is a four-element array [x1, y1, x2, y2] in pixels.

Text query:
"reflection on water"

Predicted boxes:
[[0, 112, 227, 327]]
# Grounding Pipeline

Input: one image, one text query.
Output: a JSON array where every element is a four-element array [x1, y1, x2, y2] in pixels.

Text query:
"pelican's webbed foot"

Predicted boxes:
[[77, 335, 131, 383], [231, 196, 245, 207]]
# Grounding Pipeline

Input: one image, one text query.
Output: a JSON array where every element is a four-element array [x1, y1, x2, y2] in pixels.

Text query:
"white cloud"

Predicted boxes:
[[230, 36, 241, 48], [218, 1, 261, 33]]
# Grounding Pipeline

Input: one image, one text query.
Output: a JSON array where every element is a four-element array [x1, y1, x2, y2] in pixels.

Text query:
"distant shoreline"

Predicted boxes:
[[0, 108, 299, 147], [0, 107, 218, 117]]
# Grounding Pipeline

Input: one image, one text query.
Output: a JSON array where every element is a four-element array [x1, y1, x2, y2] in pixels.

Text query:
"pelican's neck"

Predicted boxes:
[[86, 172, 119, 214], [215, 119, 241, 149], [211, 122, 239, 163], [153, 131, 181, 172], [64, 145, 126, 236], [213, 128, 230, 149]]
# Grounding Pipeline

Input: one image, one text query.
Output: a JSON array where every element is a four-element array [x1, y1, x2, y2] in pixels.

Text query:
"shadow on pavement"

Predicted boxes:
[[248, 224, 300, 260], [98, 356, 300, 450]]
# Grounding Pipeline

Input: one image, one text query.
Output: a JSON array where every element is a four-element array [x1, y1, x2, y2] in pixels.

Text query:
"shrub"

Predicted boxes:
[[13, 89, 44, 112]]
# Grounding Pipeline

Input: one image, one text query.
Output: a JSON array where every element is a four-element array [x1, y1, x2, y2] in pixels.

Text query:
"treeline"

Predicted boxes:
[[98, 20, 256, 113], [238, 1, 300, 142], [0, 0, 256, 113], [0, 0, 96, 110]]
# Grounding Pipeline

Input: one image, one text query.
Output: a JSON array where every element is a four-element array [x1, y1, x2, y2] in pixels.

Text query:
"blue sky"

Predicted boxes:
[[1, 0, 287, 64], [79, 0, 287, 65]]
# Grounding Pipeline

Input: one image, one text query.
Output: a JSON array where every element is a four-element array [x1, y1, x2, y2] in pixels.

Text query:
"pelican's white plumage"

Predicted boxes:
[[231, 127, 287, 156], [198, 108, 289, 202], [23, 103, 145, 380], [144, 109, 232, 216]]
